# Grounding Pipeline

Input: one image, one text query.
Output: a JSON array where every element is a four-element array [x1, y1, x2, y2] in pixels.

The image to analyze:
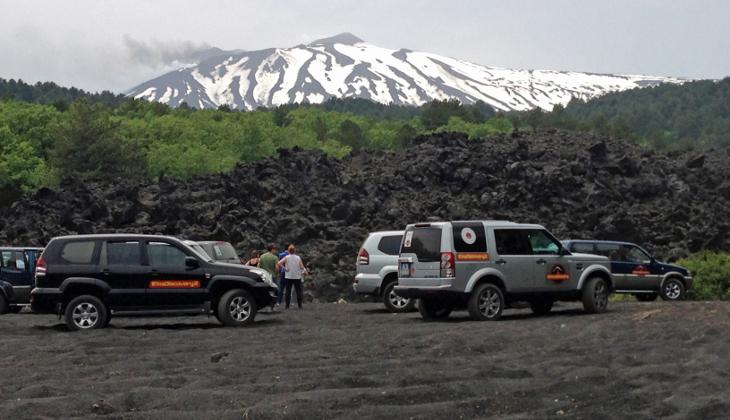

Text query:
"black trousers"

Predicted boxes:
[[285, 278, 303, 308]]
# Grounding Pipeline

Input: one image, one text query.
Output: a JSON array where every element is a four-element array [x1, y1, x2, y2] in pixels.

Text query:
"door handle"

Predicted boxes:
[[101, 268, 110, 275], [536, 259, 547, 265], [495, 259, 507, 265], [148, 269, 159, 276]]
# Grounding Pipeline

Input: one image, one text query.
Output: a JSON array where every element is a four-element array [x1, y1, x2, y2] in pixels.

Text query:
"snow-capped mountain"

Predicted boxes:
[[128, 33, 684, 111]]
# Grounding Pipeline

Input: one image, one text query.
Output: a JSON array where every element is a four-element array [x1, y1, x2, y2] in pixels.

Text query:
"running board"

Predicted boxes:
[[111, 301, 211, 316]]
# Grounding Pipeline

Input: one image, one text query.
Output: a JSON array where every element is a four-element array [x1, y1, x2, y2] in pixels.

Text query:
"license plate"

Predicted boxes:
[[399, 262, 411, 277]]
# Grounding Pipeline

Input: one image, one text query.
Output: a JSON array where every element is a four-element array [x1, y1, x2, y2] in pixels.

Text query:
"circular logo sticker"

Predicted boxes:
[[461, 227, 477, 245]]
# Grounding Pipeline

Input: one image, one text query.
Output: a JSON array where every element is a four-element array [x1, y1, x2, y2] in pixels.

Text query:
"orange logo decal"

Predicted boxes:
[[457, 252, 490, 261], [632, 266, 651, 277], [546, 265, 570, 282], [149, 280, 201, 289]]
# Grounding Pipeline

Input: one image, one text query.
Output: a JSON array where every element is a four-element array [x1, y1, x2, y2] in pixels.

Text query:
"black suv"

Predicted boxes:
[[31, 234, 277, 330]]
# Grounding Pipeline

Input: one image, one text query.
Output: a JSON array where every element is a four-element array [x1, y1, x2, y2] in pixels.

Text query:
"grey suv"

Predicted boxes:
[[395, 221, 613, 321], [354, 231, 415, 312]]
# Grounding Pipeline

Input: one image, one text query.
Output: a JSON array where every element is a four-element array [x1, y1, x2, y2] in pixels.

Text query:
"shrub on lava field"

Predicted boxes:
[[677, 251, 730, 300]]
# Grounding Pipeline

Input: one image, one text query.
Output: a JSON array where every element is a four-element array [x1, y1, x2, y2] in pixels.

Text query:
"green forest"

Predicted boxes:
[[1, 76, 729, 204]]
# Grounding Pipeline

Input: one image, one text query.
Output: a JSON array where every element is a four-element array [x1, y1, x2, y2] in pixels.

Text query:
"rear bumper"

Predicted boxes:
[[30, 288, 63, 314], [394, 277, 461, 298], [353, 273, 381, 295]]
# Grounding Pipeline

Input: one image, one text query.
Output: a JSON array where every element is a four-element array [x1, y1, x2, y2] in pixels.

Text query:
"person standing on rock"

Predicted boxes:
[[276, 244, 308, 309], [276, 245, 290, 306]]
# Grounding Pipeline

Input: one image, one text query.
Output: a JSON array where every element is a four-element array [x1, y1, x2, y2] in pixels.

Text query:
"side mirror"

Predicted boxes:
[[558, 247, 568, 256], [185, 256, 200, 269]]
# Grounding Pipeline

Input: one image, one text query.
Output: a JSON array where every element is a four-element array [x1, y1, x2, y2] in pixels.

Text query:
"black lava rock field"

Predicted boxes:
[[1, 130, 729, 301]]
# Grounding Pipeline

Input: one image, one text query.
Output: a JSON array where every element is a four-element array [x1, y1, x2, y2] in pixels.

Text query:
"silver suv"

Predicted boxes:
[[354, 231, 416, 312], [395, 221, 613, 321]]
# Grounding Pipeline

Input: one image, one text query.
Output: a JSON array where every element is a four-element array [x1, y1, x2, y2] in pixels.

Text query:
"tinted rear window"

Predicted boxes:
[[452, 222, 487, 252], [402, 227, 442, 262], [494, 229, 532, 255], [377, 235, 403, 255], [59, 241, 96, 264], [106, 241, 141, 265], [571, 242, 596, 254]]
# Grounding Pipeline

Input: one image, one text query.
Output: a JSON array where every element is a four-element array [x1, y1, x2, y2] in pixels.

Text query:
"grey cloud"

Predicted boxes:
[[123, 35, 211, 68]]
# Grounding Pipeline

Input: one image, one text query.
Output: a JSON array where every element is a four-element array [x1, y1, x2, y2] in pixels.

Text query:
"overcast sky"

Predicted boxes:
[[1, 0, 728, 93]]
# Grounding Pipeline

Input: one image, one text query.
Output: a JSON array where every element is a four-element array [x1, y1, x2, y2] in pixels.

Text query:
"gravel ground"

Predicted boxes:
[[1, 301, 729, 419]]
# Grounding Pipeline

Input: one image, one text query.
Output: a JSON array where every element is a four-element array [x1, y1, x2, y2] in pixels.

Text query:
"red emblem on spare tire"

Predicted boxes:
[[546, 264, 570, 282]]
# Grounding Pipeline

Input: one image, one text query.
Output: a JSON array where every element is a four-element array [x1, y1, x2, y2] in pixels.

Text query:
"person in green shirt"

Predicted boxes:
[[259, 244, 280, 303]]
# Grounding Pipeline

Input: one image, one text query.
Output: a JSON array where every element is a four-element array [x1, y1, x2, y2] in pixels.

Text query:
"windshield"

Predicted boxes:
[[208, 242, 239, 260], [401, 227, 442, 262], [190, 244, 212, 261]]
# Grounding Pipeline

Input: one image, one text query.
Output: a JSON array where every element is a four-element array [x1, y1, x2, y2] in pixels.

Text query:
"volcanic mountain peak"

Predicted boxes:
[[309, 32, 365, 46], [127, 34, 686, 111]]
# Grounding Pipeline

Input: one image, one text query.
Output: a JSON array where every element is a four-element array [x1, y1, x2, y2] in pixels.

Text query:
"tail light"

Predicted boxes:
[[440, 252, 455, 278], [36, 256, 47, 274], [357, 248, 369, 265]]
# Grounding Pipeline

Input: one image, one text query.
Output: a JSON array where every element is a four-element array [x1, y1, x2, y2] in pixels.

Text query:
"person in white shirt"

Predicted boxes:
[[275, 244, 308, 309]]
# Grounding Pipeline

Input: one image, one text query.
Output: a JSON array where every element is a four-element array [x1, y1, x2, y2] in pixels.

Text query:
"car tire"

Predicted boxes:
[[660, 278, 686, 301], [217, 289, 257, 327], [0, 295, 7, 315], [582, 277, 609, 314], [382, 281, 415, 313], [635, 293, 659, 302], [418, 298, 453, 321], [64, 295, 108, 331], [467, 283, 504, 321], [529, 299, 554, 316]]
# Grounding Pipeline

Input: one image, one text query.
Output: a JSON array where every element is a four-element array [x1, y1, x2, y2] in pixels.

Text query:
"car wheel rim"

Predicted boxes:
[[478, 288, 501, 318], [665, 282, 681, 299], [72, 302, 99, 329], [229, 296, 251, 322], [388, 290, 410, 308], [594, 282, 607, 310]]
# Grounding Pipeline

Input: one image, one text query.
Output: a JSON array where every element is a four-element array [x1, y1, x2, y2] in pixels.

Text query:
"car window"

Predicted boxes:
[[148, 242, 187, 266], [106, 241, 141, 265], [377, 235, 403, 255], [623, 245, 651, 264], [452, 222, 487, 253], [527, 230, 561, 255], [594, 243, 622, 260], [1, 251, 26, 271], [494, 229, 532, 255], [60, 241, 96, 264], [401, 227, 442, 262], [571, 243, 596, 254], [211, 243, 238, 260]]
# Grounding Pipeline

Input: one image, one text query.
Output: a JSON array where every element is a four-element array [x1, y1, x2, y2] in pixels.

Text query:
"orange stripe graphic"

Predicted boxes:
[[149, 280, 201, 289], [457, 252, 490, 261], [546, 274, 570, 282]]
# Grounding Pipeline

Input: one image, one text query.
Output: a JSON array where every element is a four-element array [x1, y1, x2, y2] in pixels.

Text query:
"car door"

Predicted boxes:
[[1, 250, 31, 302], [620, 244, 656, 291], [144, 240, 208, 307], [491, 229, 535, 292], [100, 240, 148, 308], [526, 229, 573, 291]]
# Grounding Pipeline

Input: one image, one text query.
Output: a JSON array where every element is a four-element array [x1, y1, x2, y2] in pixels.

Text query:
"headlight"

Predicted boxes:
[[250, 268, 273, 285]]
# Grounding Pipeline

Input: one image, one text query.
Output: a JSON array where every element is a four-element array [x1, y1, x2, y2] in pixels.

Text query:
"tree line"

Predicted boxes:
[[2, 76, 728, 204]]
